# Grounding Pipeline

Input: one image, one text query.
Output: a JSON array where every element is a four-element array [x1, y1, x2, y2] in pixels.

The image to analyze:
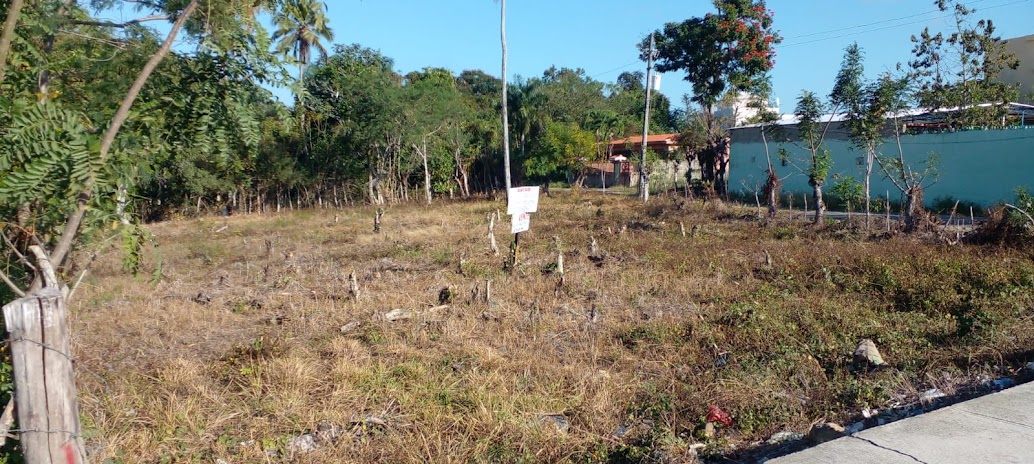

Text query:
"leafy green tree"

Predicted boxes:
[[794, 91, 832, 224], [0, 0, 278, 295], [524, 120, 596, 185], [405, 67, 469, 203], [647, 0, 780, 194], [306, 44, 404, 204], [909, 0, 1019, 128]]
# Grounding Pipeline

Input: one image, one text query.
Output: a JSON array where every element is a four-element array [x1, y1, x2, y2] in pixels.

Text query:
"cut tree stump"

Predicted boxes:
[[3, 288, 86, 464]]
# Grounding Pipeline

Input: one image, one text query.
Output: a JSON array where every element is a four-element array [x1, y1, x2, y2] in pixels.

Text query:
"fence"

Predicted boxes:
[[3, 288, 86, 464]]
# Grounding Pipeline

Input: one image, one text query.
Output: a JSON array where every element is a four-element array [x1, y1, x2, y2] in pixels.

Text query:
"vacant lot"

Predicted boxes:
[[71, 191, 1034, 463]]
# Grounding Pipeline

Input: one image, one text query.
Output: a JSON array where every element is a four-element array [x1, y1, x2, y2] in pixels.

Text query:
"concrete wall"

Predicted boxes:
[[1000, 34, 1034, 104], [729, 126, 1034, 208]]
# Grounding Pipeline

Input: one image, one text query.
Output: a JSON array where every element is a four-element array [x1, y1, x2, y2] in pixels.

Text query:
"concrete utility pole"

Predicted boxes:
[[500, 0, 512, 196], [639, 33, 656, 203]]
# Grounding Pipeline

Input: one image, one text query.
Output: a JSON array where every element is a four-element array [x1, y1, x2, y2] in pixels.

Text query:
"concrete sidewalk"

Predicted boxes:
[[770, 381, 1034, 464]]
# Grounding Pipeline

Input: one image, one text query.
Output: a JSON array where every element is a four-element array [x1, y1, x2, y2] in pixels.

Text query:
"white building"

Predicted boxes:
[[714, 92, 780, 128]]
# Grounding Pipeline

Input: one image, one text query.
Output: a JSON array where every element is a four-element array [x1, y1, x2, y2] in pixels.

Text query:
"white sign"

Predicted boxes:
[[507, 186, 540, 215], [511, 212, 531, 234]]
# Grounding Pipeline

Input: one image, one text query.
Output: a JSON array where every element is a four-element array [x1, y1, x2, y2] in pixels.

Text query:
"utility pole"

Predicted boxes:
[[500, 0, 512, 197], [639, 33, 656, 203]]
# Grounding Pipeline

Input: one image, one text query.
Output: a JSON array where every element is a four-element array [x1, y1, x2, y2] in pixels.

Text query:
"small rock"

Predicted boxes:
[[315, 421, 343, 442], [286, 433, 317, 454], [1026, 362, 1034, 371], [853, 339, 885, 366], [921, 388, 946, 401], [384, 309, 412, 322], [340, 321, 362, 333], [766, 431, 803, 445], [845, 422, 864, 434], [861, 408, 878, 418], [807, 422, 846, 445], [539, 414, 569, 433], [613, 424, 629, 439], [216, 459, 230, 464]]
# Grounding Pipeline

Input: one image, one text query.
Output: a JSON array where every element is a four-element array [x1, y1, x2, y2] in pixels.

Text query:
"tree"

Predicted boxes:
[[0, 0, 278, 293], [647, 0, 780, 195], [508, 77, 548, 164], [830, 43, 876, 226], [584, 110, 628, 189], [405, 68, 468, 204], [794, 91, 832, 224], [872, 74, 936, 233], [909, 0, 1019, 129], [524, 121, 596, 186], [272, 0, 334, 86]]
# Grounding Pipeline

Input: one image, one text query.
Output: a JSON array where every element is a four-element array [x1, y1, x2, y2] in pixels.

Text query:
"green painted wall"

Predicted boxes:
[[729, 126, 1034, 208]]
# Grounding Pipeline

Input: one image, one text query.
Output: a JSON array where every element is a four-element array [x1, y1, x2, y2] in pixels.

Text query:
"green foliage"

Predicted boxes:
[[523, 120, 596, 182], [0, 100, 97, 204], [828, 174, 865, 211], [909, 0, 1020, 129], [1006, 188, 1034, 229], [649, 0, 780, 110]]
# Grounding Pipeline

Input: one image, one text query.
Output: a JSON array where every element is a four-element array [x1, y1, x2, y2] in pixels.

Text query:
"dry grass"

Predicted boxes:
[[69, 191, 1034, 463]]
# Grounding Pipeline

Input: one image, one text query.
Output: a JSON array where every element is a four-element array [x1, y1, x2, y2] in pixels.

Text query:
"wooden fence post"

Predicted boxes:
[[3, 288, 86, 464]]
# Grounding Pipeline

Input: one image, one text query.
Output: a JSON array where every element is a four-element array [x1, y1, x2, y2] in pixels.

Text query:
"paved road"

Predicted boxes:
[[770, 381, 1034, 464]]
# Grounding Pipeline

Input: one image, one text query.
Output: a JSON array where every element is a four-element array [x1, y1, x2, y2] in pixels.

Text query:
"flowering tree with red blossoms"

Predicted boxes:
[[646, 0, 780, 195]]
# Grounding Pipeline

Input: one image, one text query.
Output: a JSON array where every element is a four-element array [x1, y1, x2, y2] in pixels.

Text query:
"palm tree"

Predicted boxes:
[[272, 0, 334, 86], [508, 78, 547, 161]]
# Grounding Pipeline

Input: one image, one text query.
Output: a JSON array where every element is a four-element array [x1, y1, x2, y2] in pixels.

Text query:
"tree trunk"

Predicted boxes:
[[0, 0, 25, 86], [417, 141, 432, 205], [864, 149, 874, 230], [812, 183, 826, 224]]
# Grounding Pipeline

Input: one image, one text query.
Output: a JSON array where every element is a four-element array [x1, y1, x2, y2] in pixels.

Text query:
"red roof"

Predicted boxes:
[[608, 133, 679, 146]]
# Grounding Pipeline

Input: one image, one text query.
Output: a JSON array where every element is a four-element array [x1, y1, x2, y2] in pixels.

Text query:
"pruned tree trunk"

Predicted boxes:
[[864, 149, 874, 230], [415, 141, 432, 205], [812, 183, 825, 224]]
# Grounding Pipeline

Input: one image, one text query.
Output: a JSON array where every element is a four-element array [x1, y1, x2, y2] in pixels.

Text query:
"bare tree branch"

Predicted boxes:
[[0, 0, 26, 85], [51, 0, 200, 268], [0, 267, 27, 297], [28, 245, 58, 289], [71, 14, 170, 29], [1005, 204, 1034, 228]]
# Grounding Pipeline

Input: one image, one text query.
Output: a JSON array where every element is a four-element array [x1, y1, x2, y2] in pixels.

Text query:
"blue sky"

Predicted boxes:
[[109, 0, 1034, 111], [295, 0, 1032, 112]]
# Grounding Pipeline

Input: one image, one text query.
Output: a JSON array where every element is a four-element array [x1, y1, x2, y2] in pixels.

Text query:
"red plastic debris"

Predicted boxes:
[[706, 404, 733, 427]]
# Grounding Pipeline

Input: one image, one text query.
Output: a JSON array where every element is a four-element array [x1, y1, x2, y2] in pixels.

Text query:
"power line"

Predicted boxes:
[[590, 61, 639, 80], [780, 0, 1029, 48], [782, 0, 992, 40]]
